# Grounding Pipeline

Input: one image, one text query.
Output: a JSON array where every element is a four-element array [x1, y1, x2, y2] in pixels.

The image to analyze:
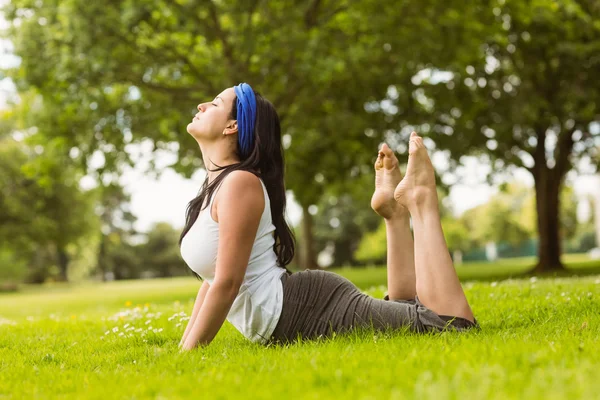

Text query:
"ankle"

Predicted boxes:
[[408, 198, 440, 221], [384, 212, 410, 224]]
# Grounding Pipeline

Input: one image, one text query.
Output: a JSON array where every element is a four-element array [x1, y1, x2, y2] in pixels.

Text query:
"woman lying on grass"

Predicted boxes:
[[178, 83, 478, 351]]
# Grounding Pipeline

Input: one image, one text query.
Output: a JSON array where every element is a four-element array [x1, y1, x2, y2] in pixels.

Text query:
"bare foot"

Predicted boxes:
[[371, 143, 408, 219], [393, 132, 437, 210]]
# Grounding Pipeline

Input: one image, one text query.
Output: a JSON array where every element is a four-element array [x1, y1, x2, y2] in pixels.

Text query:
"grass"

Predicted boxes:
[[1, 257, 600, 399]]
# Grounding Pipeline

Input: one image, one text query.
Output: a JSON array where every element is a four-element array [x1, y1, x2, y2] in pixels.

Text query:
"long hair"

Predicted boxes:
[[179, 89, 296, 280]]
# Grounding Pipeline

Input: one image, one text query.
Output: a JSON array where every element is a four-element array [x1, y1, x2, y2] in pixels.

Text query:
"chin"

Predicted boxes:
[[187, 123, 201, 136]]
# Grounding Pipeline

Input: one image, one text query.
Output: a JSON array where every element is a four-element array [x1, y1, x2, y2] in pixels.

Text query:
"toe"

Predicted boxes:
[[379, 143, 392, 155], [378, 143, 398, 170], [374, 152, 384, 168], [408, 135, 425, 155]]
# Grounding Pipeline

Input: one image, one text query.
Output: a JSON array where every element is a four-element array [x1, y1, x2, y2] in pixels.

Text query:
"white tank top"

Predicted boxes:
[[180, 174, 286, 344]]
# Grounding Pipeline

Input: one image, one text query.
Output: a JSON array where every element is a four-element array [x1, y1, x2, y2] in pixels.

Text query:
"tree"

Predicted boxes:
[[0, 136, 97, 282], [0, 0, 384, 271], [393, 0, 600, 272], [139, 222, 186, 278], [313, 193, 382, 268], [0, 246, 27, 290], [94, 182, 138, 281], [442, 216, 472, 264], [354, 221, 387, 265], [1, 0, 479, 271]]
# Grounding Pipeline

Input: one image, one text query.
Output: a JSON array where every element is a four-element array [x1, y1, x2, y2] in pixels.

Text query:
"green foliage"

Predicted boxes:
[[441, 216, 472, 252], [385, 0, 600, 269], [3, 0, 598, 272], [94, 221, 191, 280], [560, 184, 579, 241], [461, 183, 535, 246], [0, 0, 417, 203], [138, 222, 187, 278], [354, 221, 387, 264], [313, 170, 382, 266], [0, 246, 27, 284], [0, 136, 98, 282]]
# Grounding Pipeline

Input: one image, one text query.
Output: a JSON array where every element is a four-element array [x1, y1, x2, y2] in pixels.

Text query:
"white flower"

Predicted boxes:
[[124, 323, 130, 329], [105, 330, 110, 335], [491, 282, 498, 287], [529, 277, 537, 283], [145, 320, 151, 325], [119, 332, 125, 336], [176, 323, 182, 328], [112, 327, 119, 333]]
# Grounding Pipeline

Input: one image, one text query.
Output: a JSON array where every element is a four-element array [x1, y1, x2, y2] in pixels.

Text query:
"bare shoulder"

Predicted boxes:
[[214, 171, 264, 221], [221, 170, 263, 196]]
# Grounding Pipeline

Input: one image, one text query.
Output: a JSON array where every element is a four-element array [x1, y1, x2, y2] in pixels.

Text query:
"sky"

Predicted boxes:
[[1, 8, 598, 234]]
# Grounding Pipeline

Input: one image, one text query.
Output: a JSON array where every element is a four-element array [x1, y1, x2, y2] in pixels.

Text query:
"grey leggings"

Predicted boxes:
[[267, 269, 478, 345]]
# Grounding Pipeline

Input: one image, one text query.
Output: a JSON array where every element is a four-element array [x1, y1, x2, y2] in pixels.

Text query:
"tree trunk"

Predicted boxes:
[[594, 181, 600, 249], [301, 204, 319, 270], [97, 234, 107, 281], [57, 247, 69, 282], [533, 166, 564, 273]]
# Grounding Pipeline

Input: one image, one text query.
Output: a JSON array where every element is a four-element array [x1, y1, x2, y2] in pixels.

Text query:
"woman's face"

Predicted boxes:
[[186, 87, 237, 141]]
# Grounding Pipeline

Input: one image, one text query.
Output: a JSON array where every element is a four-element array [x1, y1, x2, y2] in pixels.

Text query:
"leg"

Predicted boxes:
[[371, 143, 417, 300], [394, 132, 475, 322]]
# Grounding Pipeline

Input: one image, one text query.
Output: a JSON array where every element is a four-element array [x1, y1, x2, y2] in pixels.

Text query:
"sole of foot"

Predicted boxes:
[[393, 132, 437, 211], [370, 143, 408, 219]]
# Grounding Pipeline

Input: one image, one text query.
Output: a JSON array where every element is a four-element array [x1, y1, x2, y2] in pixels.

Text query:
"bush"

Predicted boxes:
[[0, 247, 27, 291]]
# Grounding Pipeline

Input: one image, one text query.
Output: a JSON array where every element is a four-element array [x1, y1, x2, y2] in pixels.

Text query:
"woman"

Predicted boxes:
[[178, 83, 477, 351]]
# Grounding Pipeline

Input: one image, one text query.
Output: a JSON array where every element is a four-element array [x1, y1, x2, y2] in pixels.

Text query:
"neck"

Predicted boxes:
[[199, 141, 240, 184]]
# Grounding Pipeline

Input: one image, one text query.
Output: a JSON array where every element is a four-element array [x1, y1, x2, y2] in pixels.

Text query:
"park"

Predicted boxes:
[[1, 0, 600, 399]]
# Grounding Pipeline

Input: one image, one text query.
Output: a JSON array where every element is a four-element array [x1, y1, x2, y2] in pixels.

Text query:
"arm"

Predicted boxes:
[[181, 171, 264, 351], [179, 280, 210, 348]]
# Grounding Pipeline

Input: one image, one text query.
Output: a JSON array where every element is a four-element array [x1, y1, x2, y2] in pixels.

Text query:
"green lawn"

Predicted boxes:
[[1, 257, 600, 399]]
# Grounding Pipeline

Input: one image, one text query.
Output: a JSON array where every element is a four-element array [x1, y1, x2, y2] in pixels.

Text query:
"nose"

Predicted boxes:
[[197, 103, 206, 112]]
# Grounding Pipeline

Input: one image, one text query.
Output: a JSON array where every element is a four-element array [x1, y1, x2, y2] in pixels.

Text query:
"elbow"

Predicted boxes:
[[211, 278, 242, 300]]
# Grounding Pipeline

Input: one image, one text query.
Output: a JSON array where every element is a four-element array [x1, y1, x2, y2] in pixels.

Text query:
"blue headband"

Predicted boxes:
[[233, 83, 257, 158]]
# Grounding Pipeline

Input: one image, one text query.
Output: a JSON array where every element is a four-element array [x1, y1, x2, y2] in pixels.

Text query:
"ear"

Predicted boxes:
[[223, 120, 238, 136]]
